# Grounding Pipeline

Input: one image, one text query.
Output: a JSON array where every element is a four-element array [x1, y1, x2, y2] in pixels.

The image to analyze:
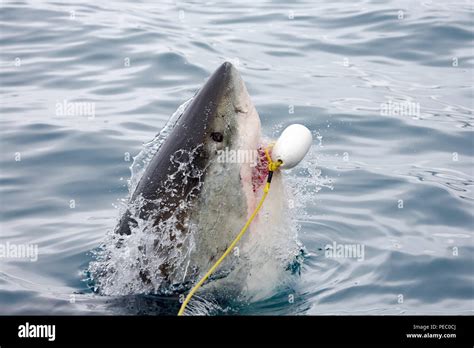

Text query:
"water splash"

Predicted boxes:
[[89, 98, 200, 296]]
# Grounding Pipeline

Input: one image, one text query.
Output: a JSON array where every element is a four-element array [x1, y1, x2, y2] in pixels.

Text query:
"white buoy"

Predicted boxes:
[[272, 124, 312, 169]]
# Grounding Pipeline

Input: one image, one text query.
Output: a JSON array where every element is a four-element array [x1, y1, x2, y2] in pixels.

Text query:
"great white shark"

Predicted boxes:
[[94, 62, 299, 300]]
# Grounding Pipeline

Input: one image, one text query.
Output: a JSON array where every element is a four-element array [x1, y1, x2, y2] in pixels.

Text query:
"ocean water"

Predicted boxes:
[[0, 0, 473, 315]]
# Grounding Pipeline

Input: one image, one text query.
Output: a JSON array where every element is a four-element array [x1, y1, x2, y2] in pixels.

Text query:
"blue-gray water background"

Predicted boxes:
[[0, 0, 473, 315]]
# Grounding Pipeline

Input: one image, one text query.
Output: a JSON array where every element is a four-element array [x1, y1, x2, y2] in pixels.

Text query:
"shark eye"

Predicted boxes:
[[210, 132, 223, 142]]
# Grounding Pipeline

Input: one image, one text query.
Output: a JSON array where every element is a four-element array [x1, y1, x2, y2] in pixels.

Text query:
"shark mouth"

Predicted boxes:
[[252, 145, 271, 193]]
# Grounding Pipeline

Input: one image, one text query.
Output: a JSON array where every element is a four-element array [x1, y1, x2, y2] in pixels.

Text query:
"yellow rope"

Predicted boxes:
[[177, 146, 281, 316]]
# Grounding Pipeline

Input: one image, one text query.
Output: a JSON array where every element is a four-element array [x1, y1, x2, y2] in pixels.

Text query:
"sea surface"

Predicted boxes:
[[0, 0, 473, 315]]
